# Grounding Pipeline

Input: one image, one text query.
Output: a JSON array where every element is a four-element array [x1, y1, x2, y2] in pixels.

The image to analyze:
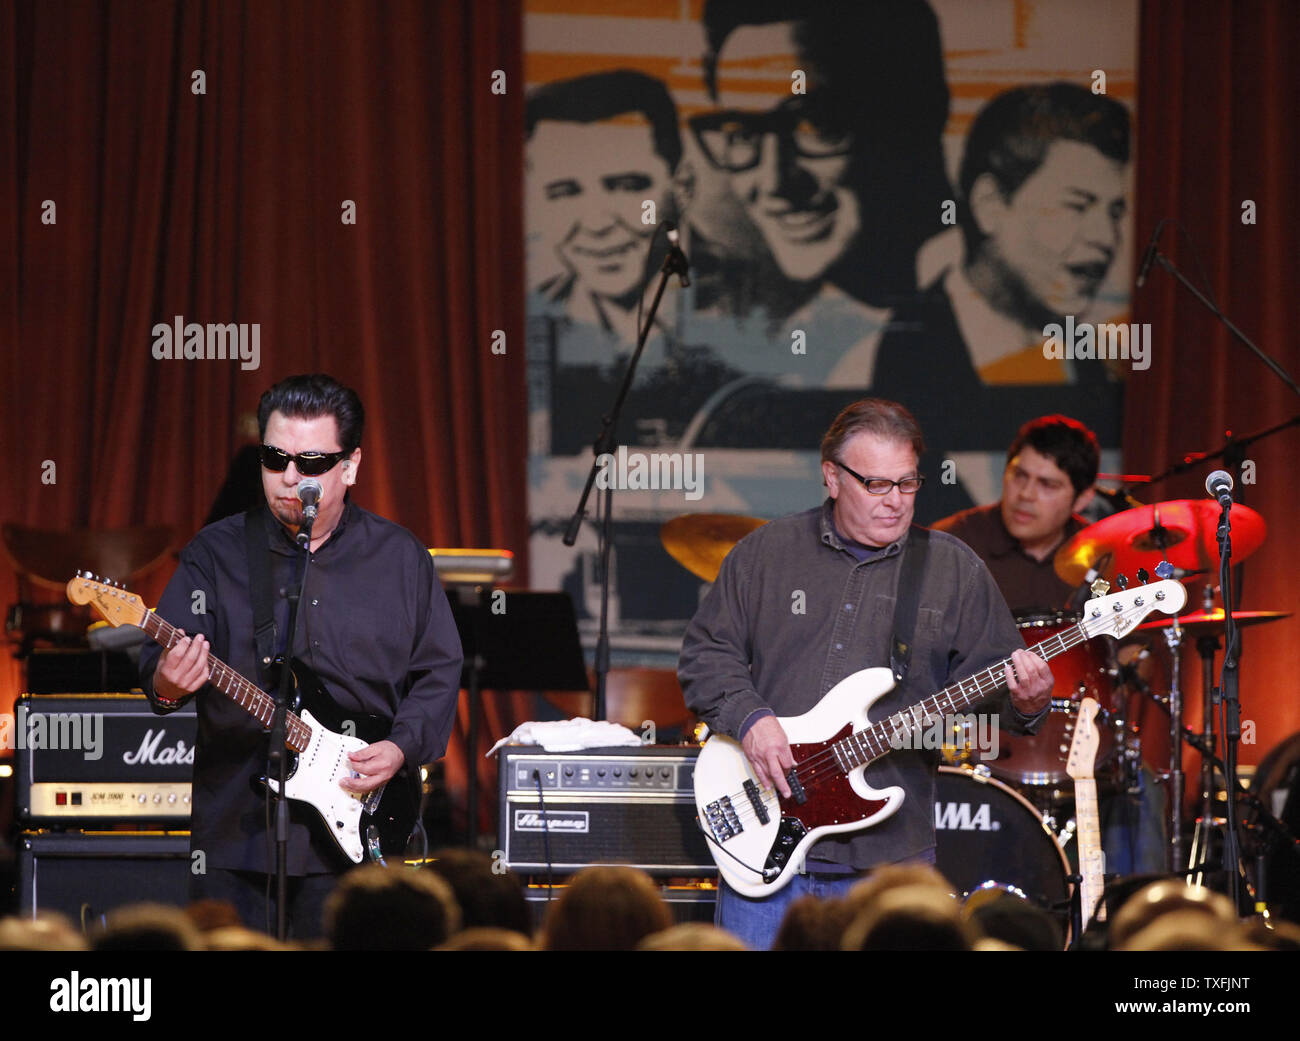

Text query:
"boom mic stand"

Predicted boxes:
[[562, 224, 690, 721]]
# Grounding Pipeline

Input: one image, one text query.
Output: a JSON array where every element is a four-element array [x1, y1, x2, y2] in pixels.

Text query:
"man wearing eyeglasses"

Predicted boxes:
[[138, 374, 463, 937], [690, 1, 950, 326], [678, 398, 1052, 949]]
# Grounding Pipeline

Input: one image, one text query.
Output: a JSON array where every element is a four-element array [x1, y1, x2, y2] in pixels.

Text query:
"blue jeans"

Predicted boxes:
[[715, 848, 937, 951]]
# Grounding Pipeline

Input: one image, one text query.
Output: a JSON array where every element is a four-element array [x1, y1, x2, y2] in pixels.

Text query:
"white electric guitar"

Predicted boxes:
[[693, 578, 1185, 897]]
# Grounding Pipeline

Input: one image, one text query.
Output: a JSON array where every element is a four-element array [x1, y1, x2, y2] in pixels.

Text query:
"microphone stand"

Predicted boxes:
[[268, 504, 315, 940], [1214, 490, 1244, 909], [562, 227, 689, 721]]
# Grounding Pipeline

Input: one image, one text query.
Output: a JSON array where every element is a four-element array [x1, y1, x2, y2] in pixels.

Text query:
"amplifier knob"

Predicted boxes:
[[167, 793, 177, 804], [138, 794, 147, 804], [153, 793, 163, 803]]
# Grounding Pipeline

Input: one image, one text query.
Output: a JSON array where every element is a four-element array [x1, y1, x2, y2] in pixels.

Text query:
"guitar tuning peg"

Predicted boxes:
[[1136, 567, 1149, 584], [1115, 573, 1129, 590], [1154, 560, 1174, 580]]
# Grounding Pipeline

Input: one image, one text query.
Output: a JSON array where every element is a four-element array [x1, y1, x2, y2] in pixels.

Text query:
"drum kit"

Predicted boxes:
[[662, 496, 1288, 933]]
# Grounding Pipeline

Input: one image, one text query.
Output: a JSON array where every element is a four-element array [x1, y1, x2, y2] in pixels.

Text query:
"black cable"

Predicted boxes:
[[532, 769, 554, 902]]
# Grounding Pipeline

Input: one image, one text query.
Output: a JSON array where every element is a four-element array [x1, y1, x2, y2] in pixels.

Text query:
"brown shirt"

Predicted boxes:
[[932, 503, 1085, 615]]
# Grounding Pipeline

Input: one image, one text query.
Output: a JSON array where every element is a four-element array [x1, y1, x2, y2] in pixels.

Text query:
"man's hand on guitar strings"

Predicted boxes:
[[155, 630, 209, 702], [742, 716, 795, 799], [341, 739, 404, 793], [1004, 647, 1053, 715]]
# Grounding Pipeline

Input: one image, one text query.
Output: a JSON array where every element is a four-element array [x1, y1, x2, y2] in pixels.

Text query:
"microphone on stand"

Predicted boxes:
[[663, 221, 691, 288], [1205, 469, 1233, 507], [295, 478, 322, 546]]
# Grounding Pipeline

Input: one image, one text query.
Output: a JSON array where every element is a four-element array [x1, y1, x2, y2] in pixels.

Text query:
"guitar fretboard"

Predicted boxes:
[[832, 621, 1092, 773], [140, 612, 312, 753], [1075, 776, 1106, 926]]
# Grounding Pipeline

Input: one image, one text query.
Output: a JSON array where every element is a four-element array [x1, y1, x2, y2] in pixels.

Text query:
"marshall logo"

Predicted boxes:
[[122, 728, 195, 767], [934, 801, 998, 832], [514, 809, 588, 833]]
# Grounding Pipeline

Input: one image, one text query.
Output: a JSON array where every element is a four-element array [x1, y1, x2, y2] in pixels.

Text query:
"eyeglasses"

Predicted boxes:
[[689, 96, 853, 173], [259, 444, 349, 476], [836, 461, 924, 495]]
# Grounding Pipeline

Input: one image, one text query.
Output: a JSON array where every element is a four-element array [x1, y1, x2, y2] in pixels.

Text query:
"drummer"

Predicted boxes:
[[934, 414, 1167, 875], [933, 414, 1095, 612]]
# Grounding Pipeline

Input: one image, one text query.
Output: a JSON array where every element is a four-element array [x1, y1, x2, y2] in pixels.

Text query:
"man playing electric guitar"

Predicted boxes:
[[678, 399, 1053, 950], [139, 374, 463, 938]]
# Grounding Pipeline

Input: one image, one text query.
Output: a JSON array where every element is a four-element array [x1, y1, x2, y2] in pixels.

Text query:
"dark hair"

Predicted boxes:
[[526, 70, 682, 172], [699, 0, 951, 305], [821, 398, 925, 464], [423, 848, 532, 936], [257, 374, 365, 453], [959, 82, 1131, 255], [540, 866, 672, 951], [1006, 414, 1100, 495], [325, 865, 461, 951]]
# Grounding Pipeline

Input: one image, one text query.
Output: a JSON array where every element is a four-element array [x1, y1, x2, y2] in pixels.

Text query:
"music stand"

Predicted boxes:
[[444, 589, 589, 844]]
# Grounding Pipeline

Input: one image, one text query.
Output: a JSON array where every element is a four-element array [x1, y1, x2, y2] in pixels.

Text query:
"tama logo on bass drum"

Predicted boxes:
[[934, 801, 998, 832]]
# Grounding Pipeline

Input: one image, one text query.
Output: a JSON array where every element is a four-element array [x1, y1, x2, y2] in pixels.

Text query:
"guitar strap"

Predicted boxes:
[[244, 505, 279, 687], [889, 525, 931, 686]]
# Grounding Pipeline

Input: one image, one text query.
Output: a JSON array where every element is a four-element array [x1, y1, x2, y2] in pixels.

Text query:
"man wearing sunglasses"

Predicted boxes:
[[138, 374, 463, 937], [678, 398, 1052, 949]]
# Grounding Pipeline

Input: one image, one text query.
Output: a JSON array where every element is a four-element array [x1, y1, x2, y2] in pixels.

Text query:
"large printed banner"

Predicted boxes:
[[526, 0, 1137, 660]]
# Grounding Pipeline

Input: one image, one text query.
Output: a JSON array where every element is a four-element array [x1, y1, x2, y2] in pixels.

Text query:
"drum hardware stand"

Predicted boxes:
[[1156, 585, 1185, 873], [1188, 583, 1224, 886]]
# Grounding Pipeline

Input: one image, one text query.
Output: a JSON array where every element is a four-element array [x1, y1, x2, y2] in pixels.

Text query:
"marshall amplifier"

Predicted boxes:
[[12, 693, 196, 824], [498, 745, 715, 876]]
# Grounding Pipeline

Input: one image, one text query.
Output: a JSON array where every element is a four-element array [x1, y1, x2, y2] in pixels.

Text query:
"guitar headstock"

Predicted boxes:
[[66, 571, 148, 629], [1079, 578, 1186, 641], [1065, 696, 1101, 781]]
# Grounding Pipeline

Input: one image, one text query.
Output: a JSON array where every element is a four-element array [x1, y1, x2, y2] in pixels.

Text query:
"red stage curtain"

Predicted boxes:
[[0, 0, 526, 831], [1128, 0, 1300, 784]]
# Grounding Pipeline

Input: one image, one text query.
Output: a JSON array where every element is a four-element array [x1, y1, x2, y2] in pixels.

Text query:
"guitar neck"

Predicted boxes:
[[838, 620, 1091, 773], [1075, 777, 1107, 926], [139, 612, 310, 754]]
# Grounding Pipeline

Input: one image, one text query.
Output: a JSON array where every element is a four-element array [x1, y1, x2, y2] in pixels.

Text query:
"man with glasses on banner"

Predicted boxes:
[[685, 0, 950, 385], [138, 373, 463, 939], [678, 398, 1053, 950]]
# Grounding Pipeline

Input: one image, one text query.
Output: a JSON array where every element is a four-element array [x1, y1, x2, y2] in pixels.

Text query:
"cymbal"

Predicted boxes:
[[1054, 500, 1266, 586], [660, 513, 766, 583], [1137, 609, 1291, 637]]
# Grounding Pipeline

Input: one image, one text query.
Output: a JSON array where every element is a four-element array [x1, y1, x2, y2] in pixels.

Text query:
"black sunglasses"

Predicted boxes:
[[259, 444, 349, 476]]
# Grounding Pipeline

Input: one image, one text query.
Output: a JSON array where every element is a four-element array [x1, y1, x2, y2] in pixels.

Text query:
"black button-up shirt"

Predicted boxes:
[[139, 501, 463, 874], [678, 499, 1040, 871]]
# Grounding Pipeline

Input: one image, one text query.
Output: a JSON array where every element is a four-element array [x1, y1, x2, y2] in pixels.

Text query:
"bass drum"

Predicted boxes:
[[934, 766, 1071, 923], [987, 611, 1119, 786]]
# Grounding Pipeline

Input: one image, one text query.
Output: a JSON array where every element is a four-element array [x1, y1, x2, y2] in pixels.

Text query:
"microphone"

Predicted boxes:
[[295, 478, 322, 547], [297, 478, 322, 518], [663, 221, 691, 288], [1135, 221, 1164, 289], [1205, 469, 1233, 507]]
